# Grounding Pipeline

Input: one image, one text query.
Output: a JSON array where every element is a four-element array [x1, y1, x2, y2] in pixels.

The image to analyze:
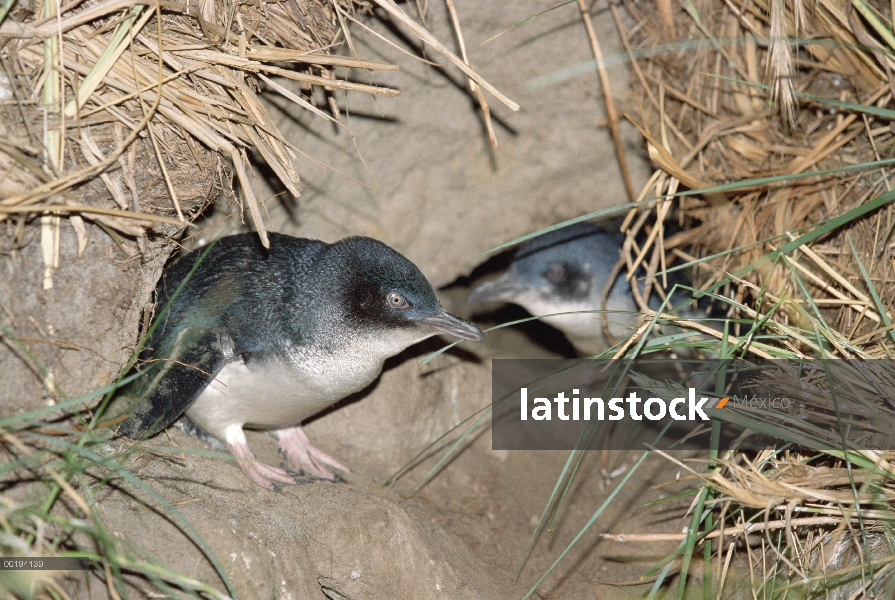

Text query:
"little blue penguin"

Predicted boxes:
[[108, 232, 483, 489], [468, 222, 695, 355]]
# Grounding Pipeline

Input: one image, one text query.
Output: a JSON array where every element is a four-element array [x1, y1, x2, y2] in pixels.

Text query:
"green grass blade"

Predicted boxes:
[[480, 1, 575, 46], [0, 0, 15, 26], [522, 420, 675, 600], [847, 234, 895, 348], [26, 432, 237, 598]]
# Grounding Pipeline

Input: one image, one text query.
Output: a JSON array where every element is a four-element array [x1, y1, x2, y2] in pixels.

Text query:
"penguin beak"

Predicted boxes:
[[468, 272, 525, 305], [423, 310, 484, 342]]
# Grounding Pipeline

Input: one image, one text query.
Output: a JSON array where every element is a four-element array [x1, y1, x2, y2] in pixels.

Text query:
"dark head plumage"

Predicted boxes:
[[329, 237, 482, 340]]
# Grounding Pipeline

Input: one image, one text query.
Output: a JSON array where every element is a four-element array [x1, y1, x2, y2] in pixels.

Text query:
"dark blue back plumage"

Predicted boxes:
[[150, 234, 326, 359]]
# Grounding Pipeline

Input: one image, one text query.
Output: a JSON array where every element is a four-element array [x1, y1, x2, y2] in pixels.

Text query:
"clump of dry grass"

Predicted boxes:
[[0, 0, 515, 287], [599, 0, 895, 596], [619, 0, 895, 351], [1, 0, 348, 265]]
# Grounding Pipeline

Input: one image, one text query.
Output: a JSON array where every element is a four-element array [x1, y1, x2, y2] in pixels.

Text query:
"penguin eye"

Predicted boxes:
[[386, 292, 410, 310], [543, 264, 568, 284]]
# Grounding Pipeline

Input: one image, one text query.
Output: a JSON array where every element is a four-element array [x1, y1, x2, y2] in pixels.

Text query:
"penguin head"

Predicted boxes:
[[469, 223, 623, 310], [468, 223, 638, 353], [330, 237, 483, 342]]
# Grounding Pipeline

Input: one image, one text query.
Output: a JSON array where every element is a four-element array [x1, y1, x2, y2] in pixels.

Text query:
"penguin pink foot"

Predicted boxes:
[[227, 430, 296, 490], [274, 426, 350, 480]]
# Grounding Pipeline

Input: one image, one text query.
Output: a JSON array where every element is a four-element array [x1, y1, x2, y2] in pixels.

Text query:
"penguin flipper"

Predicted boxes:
[[108, 327, 231, 439]]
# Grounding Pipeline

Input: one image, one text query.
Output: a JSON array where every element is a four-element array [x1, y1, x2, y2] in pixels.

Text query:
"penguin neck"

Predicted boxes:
[[303, 306, 435, 361]]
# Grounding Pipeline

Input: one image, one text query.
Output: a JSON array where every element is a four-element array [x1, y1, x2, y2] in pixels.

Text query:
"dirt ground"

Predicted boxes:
[[0, 2, 713, 598], [49, 333, 704, 599]]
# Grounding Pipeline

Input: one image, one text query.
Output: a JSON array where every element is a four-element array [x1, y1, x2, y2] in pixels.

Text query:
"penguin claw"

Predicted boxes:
[[228, 440, 297, 489], [273, 426, 350, 481]]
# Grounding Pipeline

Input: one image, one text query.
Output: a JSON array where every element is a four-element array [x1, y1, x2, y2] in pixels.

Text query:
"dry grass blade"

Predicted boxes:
[[445, 0, 497, 147], [370, 0, 520, 111], [767, 0, 796, 128], [0, 204, 191, 224], [576, 0, 636, 202], [245, 47, 399, 70], [601, 517, 865, 542]]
